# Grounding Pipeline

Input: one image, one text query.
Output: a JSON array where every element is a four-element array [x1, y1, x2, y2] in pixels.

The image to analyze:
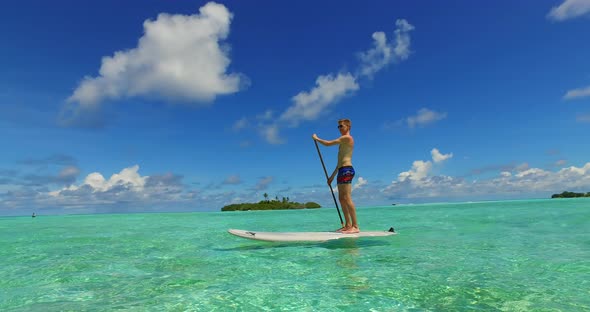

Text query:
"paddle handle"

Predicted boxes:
[[314, 140, 344, 226]]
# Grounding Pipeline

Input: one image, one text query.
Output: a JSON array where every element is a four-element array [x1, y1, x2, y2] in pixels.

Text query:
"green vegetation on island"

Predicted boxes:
[[221, 193, 321, 211], [551, 191, 590, 198]]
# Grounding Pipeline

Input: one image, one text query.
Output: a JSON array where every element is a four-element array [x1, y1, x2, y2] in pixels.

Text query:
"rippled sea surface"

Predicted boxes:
[[1, 198, 589, 311]]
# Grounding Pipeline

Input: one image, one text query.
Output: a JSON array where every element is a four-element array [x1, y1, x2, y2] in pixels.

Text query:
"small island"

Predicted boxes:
[[221, 194, 321, 211], [551, 191, 590, 198]]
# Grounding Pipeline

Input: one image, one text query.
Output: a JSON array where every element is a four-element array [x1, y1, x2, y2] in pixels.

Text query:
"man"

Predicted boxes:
[[312, 118, 359, 234]]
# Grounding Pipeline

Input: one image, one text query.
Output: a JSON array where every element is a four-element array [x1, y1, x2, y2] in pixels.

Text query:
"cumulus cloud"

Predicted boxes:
[[251, 19, 413, 144], [393, 19, 415, 60], [431, 148, 453, 163], [397, 160, 433, 183], [396, 148, 451, 184], [483, 163, 590, 194], [547, 0, 590, 21], [564, 85, 590, 100], [251, 73, 358, 144], [407, 108, 447, 128], [259, 124, 285, 145], [357, 19, 415, 78], [0, 165, 207, 215], [384, 155, 590, 200], [55, 165, 147, 194], [43, 165, 191, 208], [353, 177, 368, 191], [61, 2, 246, 127], [279, 73, 359, 127]]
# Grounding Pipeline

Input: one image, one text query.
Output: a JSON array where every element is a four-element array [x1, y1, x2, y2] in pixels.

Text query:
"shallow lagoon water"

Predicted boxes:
[[1, 199, 589, 311]]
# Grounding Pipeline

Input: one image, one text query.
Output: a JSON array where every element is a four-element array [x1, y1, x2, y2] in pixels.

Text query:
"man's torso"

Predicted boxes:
[[337, 135, 354, 168]]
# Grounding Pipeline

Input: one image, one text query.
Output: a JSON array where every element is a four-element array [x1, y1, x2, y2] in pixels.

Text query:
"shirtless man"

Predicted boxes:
[[312, 118, 359, 234]]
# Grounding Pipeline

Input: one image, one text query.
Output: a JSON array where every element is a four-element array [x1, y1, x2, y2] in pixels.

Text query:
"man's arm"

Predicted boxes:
[[312, 134, 349, 146], [328, 166, 338, 185]]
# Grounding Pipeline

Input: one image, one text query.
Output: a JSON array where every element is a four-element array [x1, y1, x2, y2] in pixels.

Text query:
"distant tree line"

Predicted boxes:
[[221, 193, 321, 211], [551, 191, 590, 198]]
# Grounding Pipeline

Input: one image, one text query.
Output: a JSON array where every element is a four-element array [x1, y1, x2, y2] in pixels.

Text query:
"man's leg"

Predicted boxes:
[[339, 183, 359, 233], [338, 184, 352, 230]]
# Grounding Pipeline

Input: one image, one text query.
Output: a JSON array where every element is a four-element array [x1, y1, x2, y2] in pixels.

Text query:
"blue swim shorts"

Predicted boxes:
[[337, 166, 355, 184]]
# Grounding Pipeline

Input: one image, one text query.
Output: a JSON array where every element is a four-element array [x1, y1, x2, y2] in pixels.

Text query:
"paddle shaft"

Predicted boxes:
[[314, 140, 344, 226]]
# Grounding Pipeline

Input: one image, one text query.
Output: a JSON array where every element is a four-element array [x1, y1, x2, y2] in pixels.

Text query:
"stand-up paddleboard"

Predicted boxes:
[[228, 228, 396, 242]]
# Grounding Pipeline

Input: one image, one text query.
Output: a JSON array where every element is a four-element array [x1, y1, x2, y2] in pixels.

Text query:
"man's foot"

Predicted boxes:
[[341, 227, 360, 234], [335, 226, 351, 232]]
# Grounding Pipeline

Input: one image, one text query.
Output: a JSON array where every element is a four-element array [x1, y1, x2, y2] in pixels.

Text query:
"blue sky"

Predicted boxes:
[[1, 0, 589, 216]]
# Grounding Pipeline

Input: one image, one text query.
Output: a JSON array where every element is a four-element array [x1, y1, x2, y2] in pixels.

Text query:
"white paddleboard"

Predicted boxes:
[[228, 228, 396, 242]]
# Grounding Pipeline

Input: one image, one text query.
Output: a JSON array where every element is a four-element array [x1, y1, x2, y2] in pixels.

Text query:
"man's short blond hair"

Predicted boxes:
[[338, 118, 351, 129]]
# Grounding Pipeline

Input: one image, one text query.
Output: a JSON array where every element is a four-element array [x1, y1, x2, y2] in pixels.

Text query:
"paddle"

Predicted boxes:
[[314, 140, 344, 226]]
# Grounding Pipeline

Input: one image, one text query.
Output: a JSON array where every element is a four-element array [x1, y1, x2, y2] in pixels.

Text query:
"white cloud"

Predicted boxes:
[[431, 148, 453, 163], [260, 72, 357, 143], [259, 124, 284, 145], [0, 164, 214, 214], [384, 159, 590, 200], [21, 165, 194, 212], [353, 177, 368, 191], [62, 2, 246, 126], [407, 108, 447, 128], [395, 148, 451, 184], [564, 85, 590, 99], [397, 160, 433, 183], [55, 165, 147, 194], [393, 19, 415, 61], [358, 19, 415, 78], [255, 20, 413, 144], [548, 0, 590, 21], [279, 73, 359, 126], [358, 32, 391, 78], [515, 168, 550, 178]]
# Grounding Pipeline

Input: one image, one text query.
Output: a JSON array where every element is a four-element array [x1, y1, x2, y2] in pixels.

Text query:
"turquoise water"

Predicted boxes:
[[1, 199, 589, 311]]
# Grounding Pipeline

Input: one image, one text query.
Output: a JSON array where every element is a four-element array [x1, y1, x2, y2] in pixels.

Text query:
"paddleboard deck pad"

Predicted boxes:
[[228, 228, 396, 242]]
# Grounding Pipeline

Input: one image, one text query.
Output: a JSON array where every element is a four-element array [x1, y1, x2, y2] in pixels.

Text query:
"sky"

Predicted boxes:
[[1, 0, 589, 216]]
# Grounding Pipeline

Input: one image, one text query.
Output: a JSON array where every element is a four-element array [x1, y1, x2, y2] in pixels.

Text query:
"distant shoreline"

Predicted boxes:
[[221, 200, 321, 211], [551, 191, 590, 198], [5, 196, 590, 217]]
